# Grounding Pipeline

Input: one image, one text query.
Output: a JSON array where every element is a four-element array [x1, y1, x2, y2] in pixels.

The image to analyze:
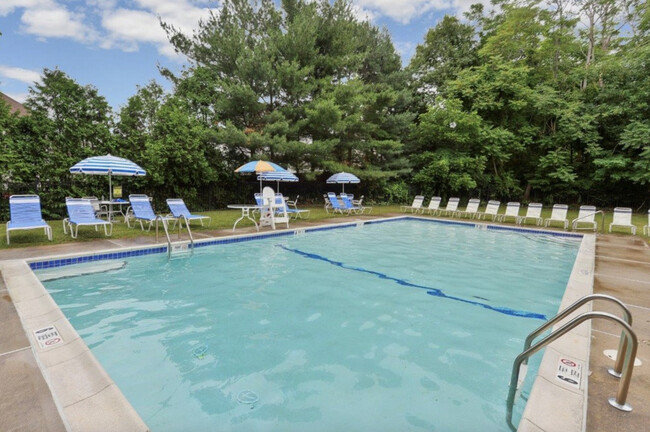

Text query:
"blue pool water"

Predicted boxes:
[[41, 220, 581, 431]]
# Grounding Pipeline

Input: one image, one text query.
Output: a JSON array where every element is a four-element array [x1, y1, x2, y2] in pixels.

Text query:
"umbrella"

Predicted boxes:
[[257, 171, 298, 192], [326, 171, 360, 193], [235, 160, 287, 192], [70, 154, 146, 202]]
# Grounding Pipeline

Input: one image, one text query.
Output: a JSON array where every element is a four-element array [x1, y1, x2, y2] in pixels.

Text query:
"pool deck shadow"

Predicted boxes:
[[0, 213, 648, 431]]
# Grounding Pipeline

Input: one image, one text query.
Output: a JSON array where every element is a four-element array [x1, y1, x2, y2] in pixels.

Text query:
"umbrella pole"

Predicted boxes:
[[342, 183, 345, 193], [108, 173, 113, 222]]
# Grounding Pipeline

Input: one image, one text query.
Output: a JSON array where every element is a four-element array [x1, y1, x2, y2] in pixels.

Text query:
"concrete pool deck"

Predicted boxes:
[[0, 214, 647, 431]]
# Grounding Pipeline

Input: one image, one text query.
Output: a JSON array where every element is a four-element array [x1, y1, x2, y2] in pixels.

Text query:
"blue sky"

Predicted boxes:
[[0, 0, 475, 110]]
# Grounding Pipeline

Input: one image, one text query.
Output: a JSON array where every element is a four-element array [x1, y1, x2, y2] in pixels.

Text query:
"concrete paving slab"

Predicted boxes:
[[0, 348, 67, 432]]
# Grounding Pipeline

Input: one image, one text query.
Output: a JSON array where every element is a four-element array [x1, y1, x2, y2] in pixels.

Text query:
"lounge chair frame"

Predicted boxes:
[[6, 195, 53, 244], [476, 200, 500, 221], [498, 202, 521, 223], [609, 207, 636, 235], [166, 198, 211, 227], [424, 197, 441, 215], [544, 204, 569, 230], [572, 205, 598, 231], [400, 196, 424, 213], [63, 198, 113, 239], [439, 198, 460, 217], [454, 198, 480, 219], [517, 203, 543, 226]]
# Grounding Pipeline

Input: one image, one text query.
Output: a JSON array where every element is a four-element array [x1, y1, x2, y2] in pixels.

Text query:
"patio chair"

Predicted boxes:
[[439, 197, 460, 217], [497, 202, 521, 223], [424, 197, 441, 215], [644, 210, 650, 236], [544, 204, 569, 230], [517, 203, 543, 226], [63, 198, 112, 239], [476, 200, 500, 221], [275, 193, 310, 219], [167, 198, 211, 227], [340, 193, 368, 214], [454, 198, 480, 219], [128, 194, 171, 231], [324, 194, 333, 213], [82, 196, 109, 219], [327, 192, 349, 215], [259, 187, 289, 229], [6, 195, 53, 244], [571, 205, 598, 231], [609, 207, 636, 235], [400, 195, 424, 213]]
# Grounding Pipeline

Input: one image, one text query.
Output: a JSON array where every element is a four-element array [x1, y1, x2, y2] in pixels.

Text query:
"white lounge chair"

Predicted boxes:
[[498, 202, 520, 223], [401, 196, 424, 213], [476, 200, 500, 221], [517, 203, 543, 226], [455, 198, 480, 219], [6, 195, 53, 244], [424, 197, 441, 215], [572, 205, 598, 231], [544, 204, 569, 230], [609, 207, 636, 235], [644, 210, 650, 236], [439, 197, 460, 217], [63, 198, 113, 238]]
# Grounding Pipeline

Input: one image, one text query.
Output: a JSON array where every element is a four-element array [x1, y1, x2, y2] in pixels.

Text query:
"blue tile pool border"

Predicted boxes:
[[28, 216, 583, 270]]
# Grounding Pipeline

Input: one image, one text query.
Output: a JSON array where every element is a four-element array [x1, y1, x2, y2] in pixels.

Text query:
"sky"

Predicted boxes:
[[0, 0, 478, 110]]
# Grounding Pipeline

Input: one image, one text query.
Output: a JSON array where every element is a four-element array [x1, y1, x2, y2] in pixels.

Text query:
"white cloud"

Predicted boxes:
[[100, 1, 213, 59], [0, 65, 42, 85], [355, 0, 452, 24], [21, 5, 94, 41], [0, 0, 42, 17]]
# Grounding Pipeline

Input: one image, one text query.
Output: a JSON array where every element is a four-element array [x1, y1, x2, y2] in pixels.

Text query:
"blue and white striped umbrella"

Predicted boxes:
[[257, 171, 298, 193], [70, 154, 146, 176], [326, 172, 360, 192], [70, 154, 146, 201]]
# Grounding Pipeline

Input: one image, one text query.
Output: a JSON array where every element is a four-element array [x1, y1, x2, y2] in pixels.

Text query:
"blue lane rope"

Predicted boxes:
[[276, 244, 547, 321]]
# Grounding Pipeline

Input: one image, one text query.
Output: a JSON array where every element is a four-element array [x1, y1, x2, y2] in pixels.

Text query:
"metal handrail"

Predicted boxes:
[[571, 210, 605, 233], [506, 312, 638, 429], [177, 215, 194, 249], [523, 294, 632, 377], [154, 215, 173, 258]]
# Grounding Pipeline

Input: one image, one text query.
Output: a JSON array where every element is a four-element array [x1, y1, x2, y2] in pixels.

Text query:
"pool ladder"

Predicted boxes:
[[506, 294, 637, 429], [154, 215, 194, 258]]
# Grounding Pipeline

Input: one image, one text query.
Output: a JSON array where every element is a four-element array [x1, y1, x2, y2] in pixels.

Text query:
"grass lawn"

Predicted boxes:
[[0, 204, 647, 250]]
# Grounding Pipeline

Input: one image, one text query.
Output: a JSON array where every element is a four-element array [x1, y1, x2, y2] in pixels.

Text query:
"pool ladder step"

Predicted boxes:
[[506, 294, 637, 429], [155, 215, 194, 258]]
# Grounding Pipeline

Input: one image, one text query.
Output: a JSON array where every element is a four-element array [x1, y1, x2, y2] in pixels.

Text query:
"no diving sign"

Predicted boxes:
[[555, 357, 583, 389], [33, 325, 63, 349]]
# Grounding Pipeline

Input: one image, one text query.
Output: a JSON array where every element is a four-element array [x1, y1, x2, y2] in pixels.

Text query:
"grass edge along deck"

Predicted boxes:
[[1, 216, 593, 432]]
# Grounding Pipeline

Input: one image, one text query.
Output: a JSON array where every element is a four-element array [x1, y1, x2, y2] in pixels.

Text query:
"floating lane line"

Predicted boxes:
[[276, 244, 546, 321]]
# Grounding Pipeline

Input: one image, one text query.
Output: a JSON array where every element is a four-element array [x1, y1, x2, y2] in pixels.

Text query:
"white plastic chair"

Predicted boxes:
[[455, 198, 480, 219], [517, 203, 543, 226], [498, 202, 520, 223], [476, 200, 500, 221], [401, 196, 424, 213], [424, 197, 441, 215], [260, 187, 288, 229], [544, 204, 569, 230], [609, 207, 636, 235], [439, 197, 460, 217], [572, 205, 598, 231]]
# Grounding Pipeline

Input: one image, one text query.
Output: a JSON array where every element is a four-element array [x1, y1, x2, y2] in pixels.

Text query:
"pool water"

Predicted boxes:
[[42, 220, 581, 431]]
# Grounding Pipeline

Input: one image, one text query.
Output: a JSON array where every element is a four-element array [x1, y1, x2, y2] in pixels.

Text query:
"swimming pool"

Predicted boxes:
[[40, 219, 581, 431]]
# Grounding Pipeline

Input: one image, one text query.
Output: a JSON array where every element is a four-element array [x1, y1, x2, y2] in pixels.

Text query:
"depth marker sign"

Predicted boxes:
[[555, 357, 583, 389], [33, 325, 63, 349]]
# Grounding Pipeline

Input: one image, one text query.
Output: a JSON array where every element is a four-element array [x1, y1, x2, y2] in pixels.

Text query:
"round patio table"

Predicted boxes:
[[227, 204, 263, 231]]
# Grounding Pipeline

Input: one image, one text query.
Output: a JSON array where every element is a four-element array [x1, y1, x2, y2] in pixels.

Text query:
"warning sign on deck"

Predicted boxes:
[[555, 357, 583, 389], [33, 325, 63, 349]]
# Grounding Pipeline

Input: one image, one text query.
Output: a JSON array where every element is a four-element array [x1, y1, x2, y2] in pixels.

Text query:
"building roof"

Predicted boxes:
[[0, 92, 29, 116]]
